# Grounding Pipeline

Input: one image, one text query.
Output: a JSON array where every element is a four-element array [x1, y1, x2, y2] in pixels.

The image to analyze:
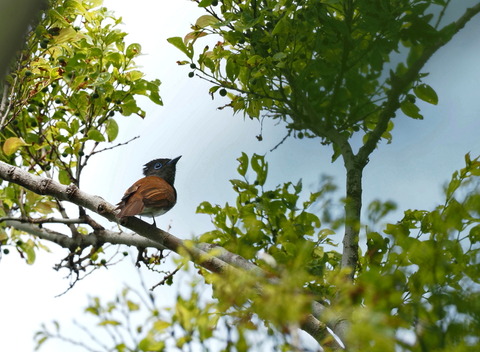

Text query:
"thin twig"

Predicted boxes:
[[150, 263, 184, 291]]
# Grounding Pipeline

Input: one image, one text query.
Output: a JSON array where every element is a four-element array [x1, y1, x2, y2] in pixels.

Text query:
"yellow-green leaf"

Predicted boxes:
[[106, 119, 119, 142], [58, 169, 71, 185], [54, 27, 84, 44], [19, 239, 36, 265], [153, 320, 170, 331], [3, 137, 29, 156], [99, 320, 121, 326], [125, 70, 143, 81], [167, 37, 193, 59], [126, 300, 140, 312], [87, 129, 105, 142], [195, 15, 219, 28]]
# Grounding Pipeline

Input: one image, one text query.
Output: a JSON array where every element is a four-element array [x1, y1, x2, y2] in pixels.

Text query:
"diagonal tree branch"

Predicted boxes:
[[357, 1, 480, 165], [0, 160, 343, 349]]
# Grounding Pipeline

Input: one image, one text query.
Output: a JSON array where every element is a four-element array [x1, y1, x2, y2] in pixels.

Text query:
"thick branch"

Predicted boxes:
[[0, 161, 342, 348], [4, 220, 165, 250], [357, 1, 480, 165]]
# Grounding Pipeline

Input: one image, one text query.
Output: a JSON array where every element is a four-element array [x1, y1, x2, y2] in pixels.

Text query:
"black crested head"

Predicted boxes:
[[143, 156, 181, 185]]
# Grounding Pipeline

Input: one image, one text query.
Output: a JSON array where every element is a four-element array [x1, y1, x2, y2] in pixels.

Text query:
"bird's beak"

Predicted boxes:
[[168, 155, 182, 165]]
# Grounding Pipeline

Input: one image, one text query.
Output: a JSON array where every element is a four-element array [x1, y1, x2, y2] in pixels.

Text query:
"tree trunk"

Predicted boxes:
[[341, 160, 364, 279]]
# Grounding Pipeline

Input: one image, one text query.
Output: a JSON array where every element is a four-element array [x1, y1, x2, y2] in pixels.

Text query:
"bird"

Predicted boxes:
[[115, 156, 181, 226]]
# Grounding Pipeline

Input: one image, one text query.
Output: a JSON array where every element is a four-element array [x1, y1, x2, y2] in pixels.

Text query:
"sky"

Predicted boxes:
[[1, 1, 480, 351]]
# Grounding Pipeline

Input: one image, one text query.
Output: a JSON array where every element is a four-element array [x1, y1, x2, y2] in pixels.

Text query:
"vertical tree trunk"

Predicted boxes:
[[341, 161, 363, 279]]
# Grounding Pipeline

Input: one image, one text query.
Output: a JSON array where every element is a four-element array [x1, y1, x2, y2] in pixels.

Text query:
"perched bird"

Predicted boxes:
[[116, 156, 181, 225]]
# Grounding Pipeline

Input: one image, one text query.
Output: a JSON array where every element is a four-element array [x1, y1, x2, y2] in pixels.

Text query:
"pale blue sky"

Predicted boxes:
[[1, 1, 479, 351]]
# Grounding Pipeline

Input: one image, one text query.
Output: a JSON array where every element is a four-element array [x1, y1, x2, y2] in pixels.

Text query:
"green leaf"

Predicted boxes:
[[167, 37, 193, 59], [3, 137, 29, 156], [153, 320, 170, 331], [139, 337, 165, 351], [414, 84, 438, 105], [226, 57, 239, 82], [87, 129, 105, 142], [126, 70, 144, 81], [195, 15, 219, 28], [125, 43, 141, 58], [251, 154, 267, 186], [105, 119, 119, 142], [198, 0, 213, 7], [196, 201, 216, 214], [93, 72, 112, 86], [19, 239, 36, 265], [58, 169, 71, 185], [126, 300, 140, 311], [98, 320, 121, 326], [400, 100, 423, 119], [237, 152, 249, 176]]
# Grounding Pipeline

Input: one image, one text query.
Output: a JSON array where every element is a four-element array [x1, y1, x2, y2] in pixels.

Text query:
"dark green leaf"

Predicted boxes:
[[414, 84, 438, 105], [400, 100, 423, 119]]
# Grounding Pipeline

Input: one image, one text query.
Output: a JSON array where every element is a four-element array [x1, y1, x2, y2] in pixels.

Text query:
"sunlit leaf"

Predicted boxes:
[[195, 15, 219, 28], [3, 137, 29, 156], [167, 37, 193, 59], [106, 119, 119, 142], [87, 129, 105, 142]]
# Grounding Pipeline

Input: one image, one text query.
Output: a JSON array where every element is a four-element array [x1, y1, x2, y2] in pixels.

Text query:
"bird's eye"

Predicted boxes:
[[154, 162, 163, 169]]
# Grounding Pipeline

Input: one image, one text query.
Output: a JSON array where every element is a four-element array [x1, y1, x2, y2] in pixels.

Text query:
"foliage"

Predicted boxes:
[[35, 154, 480, 351], [0, 0, 161, 262], [347, 153, 480, 351], [171, 0, 445, 147], [35, 280, 301, 351], [0, 0, 479, 351]]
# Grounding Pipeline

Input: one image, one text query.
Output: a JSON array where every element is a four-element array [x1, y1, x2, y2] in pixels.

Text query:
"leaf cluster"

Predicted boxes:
[[0, 0, 162, 262], [172, 0, 443, 146], [338, 154, 480, 351], [197, 154, 340, 292]]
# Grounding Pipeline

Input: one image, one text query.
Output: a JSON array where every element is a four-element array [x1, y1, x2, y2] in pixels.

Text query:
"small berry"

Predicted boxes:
[[3, 248, 9, 255], [188, 72, 194, 78], [190, 63, 196, 69], [219, 88, 227, 97]]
